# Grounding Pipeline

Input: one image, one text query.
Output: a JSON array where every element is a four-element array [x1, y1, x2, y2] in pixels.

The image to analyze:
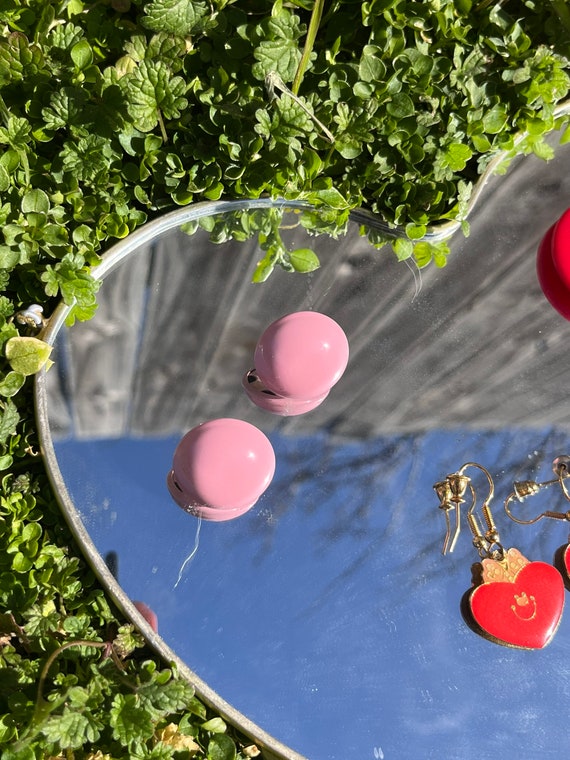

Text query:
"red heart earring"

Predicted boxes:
[[504, 455, 570, 586], [242, 311, 349, 416], [434, 462, 565, 649]]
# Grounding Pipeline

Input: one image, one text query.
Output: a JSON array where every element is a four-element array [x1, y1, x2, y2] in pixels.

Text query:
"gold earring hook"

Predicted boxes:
[[434, 462, 500, 558], [434, 473, 473, 555], [504, 455, 570, 526]]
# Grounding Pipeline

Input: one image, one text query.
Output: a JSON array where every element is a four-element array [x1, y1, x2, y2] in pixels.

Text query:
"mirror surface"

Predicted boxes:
[[38, 133, 570, 759]]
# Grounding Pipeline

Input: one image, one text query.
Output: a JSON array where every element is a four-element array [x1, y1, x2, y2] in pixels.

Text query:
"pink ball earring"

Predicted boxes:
[[167, 418, 275, 521], [537, 208, 570, 320], [242, 311, 349, 416]]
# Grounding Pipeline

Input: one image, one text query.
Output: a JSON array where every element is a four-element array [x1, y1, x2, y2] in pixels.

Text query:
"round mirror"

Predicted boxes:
[[36, 130, 570, 759]]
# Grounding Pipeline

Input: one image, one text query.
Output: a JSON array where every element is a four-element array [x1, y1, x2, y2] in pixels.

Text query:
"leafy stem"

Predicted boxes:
[[292, 0, 325, 95], [252, 208, 320, 281], [14, 638, 124, 750], [36, 639, 126, 707]]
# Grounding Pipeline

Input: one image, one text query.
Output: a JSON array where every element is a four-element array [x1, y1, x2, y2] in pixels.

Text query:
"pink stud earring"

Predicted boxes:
[[167, 418, 276, 521], [133, 601, 159, 633], [537, 208, 570, 320], [242, 311, 349, 416]]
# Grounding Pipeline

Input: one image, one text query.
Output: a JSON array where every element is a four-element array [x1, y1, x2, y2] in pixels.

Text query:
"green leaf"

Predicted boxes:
[[12, 552, 33, 573], [142, 0, 209, 35], [412, 240, 450, 268], [289, 248, 320, 272], [393, 237, 413, 261], [207, 732, 236, 760], [0, 33, 45, 86], [42, 707, 102, 748], [137, 675, 194, 719], [41, 256, 100, 320], [531, 139, 555, 161], [405, 223, 426, 240], [185, 695, 208, 720], [146, 32, 188, 66], [353, 81, 374, 99], [252, 11, 303, 82], [136, 743, 176, 760], [202, 716, 227, 733], [0, 399, 19, 445], [110, 693, 155, 745], [60, 134, 118, 185], [49, 21, 84, 52], [43, 224, 69, 246], [21, 189, 49, 215], [0, 246, 21, 269], [1, 745, 36, 760], [22, 522, 42, 542], [386, 92, 415, 119], [113, 624, 144, 658], [358, 46, 386, 83], [434, 143, 473, 179], [439, 143, 473, 173], [0, 164, 10, 192], [252, 248, 279, 282], [560, 123, 570, 145], [42, 87, 88, 129], [482, 104, 508, 135], [0, 715, 16, 743], [0, 371, 25, 397], [126, 60, 188, 133], [311, 186, 349, 209], [5, 337, 53, 376], [71, 38, 93, 69], [0, 453, 13, 470], [0, 116, 31, 149]]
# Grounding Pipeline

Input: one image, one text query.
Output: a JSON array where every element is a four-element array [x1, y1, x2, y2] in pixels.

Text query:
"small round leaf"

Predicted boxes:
[[71, 39, 94, 69], [289, 248, 320, 273], [0, 371, 25, 397], [5, 337, 53, 376], [207, 732, 236, 760], [21, 189, 49, 215]]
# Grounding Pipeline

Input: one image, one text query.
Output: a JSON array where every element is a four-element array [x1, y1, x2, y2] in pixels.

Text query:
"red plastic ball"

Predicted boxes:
[[551, 208, 570, 291], [537, 222, 570, 321]]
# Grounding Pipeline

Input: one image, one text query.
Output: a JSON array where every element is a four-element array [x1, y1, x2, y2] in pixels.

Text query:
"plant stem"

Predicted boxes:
[[12, 640, 110, 750], [36, 640, 109, 710], [292, 0, 324, 96], [157, 109, 168, 144]]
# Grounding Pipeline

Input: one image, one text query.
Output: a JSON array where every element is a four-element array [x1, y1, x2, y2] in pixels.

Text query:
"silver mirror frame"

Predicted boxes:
[[36, 196, 402, 760], [33, 100, 570, 756]]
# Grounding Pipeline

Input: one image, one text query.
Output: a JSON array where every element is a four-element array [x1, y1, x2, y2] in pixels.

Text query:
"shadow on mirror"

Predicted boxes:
[[36, 130, 570, 760]]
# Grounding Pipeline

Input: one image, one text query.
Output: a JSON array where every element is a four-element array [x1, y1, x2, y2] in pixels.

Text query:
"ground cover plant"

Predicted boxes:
[[0, 0, 569, 757]]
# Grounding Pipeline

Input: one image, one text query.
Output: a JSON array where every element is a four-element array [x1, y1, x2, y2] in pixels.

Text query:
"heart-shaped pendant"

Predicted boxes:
[[469, 548, 565, 649]]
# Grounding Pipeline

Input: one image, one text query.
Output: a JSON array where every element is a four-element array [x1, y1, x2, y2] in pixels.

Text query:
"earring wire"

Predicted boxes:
[[434, 462, 503, 559], [504, 455, 570, 525]]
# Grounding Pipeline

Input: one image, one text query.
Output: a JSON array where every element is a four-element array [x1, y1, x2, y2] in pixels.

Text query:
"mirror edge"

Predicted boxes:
[[34, 296, 310, 760]]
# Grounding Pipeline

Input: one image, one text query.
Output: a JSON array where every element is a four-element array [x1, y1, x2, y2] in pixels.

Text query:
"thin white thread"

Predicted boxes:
[[404, 257, 422, 301], [173, 516, 202, 589]]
